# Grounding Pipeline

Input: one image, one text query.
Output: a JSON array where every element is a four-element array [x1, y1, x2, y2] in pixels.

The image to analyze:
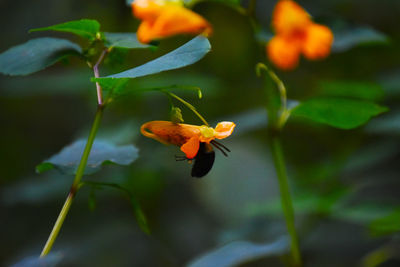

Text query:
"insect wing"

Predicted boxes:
[[191, 143, 215, 178]]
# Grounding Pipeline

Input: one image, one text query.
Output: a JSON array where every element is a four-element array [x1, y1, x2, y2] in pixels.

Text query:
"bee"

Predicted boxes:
[[175, 140, 231, 178], [141, 121, 235, 178]]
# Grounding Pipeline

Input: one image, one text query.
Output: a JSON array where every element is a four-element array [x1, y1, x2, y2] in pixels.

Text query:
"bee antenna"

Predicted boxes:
[[210, 141, 229, 157], [211, 140, 231, 152]]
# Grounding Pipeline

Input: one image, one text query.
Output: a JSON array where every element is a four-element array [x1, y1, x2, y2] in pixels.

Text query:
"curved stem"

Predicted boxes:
[[270, 135, 302, 267], [40, 105, 104, 257], [166, 91, 209, 126]]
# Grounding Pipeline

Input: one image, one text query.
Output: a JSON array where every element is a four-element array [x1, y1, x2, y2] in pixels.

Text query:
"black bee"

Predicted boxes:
[[176, 140, 230, 178]]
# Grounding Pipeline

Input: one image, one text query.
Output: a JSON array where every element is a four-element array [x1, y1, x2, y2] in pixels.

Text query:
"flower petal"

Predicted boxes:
[[267, 35, 301, 70], [272, 0, 311, 36], [149, 5, 212, 41], [132, 0, 166, 21], [302, 24, 334, 60], [214, 121, 236, 139], [181, 135, 200, 159]]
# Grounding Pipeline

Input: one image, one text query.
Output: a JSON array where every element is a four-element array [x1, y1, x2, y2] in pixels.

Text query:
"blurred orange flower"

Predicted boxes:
[[131, 0, 212, 43], [267, 0, 334, 70], [141, 121, 235, 159]]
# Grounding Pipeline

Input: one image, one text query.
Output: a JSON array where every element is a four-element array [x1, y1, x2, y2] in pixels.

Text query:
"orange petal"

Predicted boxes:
[[132, 0, 165, 21], [181, 136, 200, 159], [267, 35, 301, 70], [272, 0, 311, 36], [147, 5, 212, 41], [214, 121, 236, 139], [302, 24, 334, 60], [137, 20, 156, 43]]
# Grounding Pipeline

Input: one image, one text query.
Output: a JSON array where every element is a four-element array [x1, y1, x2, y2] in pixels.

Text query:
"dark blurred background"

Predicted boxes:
[[1, 0, 400, 266]]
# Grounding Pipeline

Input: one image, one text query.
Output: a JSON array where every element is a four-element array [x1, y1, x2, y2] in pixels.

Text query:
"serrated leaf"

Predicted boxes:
[[30, 19, 100, 40], [186, 237, 289, 267], [291, 97, 388, 129], [318, 80, 385, 101], [104, 32, 152, 49], [36, 139, 139, 175], [332, 26, 389, 53], [96, 36, 210, 81], [0, 37, 81, 76]]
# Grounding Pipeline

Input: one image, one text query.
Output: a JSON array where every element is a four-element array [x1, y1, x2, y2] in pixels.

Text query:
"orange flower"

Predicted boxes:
[[267, 0, 334, 70], [132, 0, 212, 43], [140, 121, 235, 159]]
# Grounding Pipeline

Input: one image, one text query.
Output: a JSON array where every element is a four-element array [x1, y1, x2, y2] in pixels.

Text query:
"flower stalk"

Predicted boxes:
[[40, 49, 107, 257], [40, 105, 104, 257]]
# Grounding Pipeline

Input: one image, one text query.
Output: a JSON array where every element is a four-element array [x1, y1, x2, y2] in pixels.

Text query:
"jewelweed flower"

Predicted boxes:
[[267, 0, 334, 70], [141, 121, 235, 159], [131, 0, 212, 43]]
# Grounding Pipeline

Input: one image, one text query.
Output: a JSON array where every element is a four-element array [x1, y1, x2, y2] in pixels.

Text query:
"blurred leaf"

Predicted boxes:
[[369, 209, 400, 236], [0, 37, 81, 76], [88, 187, 97, 212], [332, 26, 389, 53], [291, 97, 388, 129], [104, 32, 153, 49], [10, 252, 63, 267], [129, 195, 151, 234], [30, 19, 100, 40], [0, 69, 92, 96], [36, 139, 139, 175], [378, 70, 400, 97], [365, 109, 400, 135], [83, 181, 151, 234], [333, 204, 396, 224], [186, 237, 289, 267], [96, 36, 210, 82], [1, 174, 71, 205], [317, 80, 384, 101], [248, 189, 348, 216]]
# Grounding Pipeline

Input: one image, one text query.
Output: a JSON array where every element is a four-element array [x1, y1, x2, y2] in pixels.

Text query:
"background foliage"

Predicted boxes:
[[1, 0, 400, 266]]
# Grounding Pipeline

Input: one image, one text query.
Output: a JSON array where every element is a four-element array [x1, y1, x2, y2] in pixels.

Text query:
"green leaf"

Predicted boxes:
[[104, 32, 153, 49], [318, 80, 384, 101], [82, 181, 151, 235], [129, 196, 151, 234], [0, 37, 82, 76], [30, 19, 101, 41], [97, 36, 211, 80], [187, 237, 288, 267], [95, 78, 130, 96], [291, 97, 388, 129], [332, 26, 389, 53], [369, 209, 400, 236], [36, 139, 139, 175]]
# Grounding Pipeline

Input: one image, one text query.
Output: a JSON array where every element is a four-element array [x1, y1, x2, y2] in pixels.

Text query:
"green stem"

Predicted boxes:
[[270, 135, 302, 267], [166, 91, 209, 126], [40, 105, 104, 257]]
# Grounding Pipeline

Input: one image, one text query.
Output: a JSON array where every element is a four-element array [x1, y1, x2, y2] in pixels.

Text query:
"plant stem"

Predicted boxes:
[[166, 92, 209, 126], [40, 105, 104, 257], [270, 135, 302, 267], [93, 49, 108, 105]]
